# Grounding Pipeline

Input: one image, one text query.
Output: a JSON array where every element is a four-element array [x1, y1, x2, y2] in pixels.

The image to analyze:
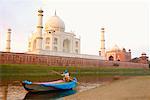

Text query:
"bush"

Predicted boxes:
[[113, 63, 119, 67]]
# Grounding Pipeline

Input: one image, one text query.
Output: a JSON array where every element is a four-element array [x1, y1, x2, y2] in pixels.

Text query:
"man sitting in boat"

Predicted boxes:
[[61, 70, 72, 82]]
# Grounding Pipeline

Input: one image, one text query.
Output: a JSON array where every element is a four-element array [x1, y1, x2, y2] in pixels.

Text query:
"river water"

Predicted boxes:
[[0, 82, 101, 100]]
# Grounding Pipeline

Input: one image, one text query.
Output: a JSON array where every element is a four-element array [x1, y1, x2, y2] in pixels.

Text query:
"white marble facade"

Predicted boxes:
[[28, 10, 80, 54], [28, 9, 104, 60]]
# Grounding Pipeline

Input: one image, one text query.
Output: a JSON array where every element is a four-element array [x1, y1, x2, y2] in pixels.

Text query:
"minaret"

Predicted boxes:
[[36, 8, 43, 51], [5, 28, 11, 52], [54, 10, 57, 16], [100, 27, 105, 57]]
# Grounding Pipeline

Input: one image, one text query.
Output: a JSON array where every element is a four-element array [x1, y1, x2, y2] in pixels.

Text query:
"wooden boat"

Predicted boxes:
[[22, 78, 77, 92]]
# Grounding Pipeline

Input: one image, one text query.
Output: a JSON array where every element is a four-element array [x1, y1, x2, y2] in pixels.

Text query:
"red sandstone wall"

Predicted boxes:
[[0, 52, 148, 69], [100, 60, 148, 68]]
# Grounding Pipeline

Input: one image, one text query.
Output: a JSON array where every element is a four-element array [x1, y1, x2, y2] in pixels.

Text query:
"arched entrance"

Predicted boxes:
[[109, 56, 114, 61], [63, 39, 70, 53]]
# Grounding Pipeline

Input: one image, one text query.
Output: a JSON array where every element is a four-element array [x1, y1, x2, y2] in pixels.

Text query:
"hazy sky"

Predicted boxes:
[[0, 0, 149, 58]]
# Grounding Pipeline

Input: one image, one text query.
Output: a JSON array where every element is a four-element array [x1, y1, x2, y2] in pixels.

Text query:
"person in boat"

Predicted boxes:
[[61, 69, 72, 82]]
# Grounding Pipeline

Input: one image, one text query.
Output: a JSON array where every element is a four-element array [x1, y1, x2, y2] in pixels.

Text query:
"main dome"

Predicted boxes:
[[45, 14, 65, 32]]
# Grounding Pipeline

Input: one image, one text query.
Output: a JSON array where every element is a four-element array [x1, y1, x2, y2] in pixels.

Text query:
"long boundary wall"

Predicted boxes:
[[0, 52, 148, 68]]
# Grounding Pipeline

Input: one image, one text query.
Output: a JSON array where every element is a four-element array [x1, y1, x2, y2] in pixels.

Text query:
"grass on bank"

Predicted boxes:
[[0, 64, 150, 82]]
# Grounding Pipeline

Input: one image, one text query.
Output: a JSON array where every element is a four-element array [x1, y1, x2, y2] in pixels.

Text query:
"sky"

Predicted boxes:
[[0, 0, 149, 58]]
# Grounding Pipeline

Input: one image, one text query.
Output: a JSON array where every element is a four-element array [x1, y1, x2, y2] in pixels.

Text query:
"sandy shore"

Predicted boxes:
[[64, 76, 150, 100]]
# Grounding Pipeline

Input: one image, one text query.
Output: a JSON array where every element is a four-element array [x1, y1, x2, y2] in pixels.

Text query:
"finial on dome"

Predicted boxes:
[[54, 10, 57, 16]]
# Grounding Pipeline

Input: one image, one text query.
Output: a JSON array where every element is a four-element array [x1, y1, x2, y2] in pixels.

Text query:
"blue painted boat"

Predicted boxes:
[[22, 78, 77, 92]]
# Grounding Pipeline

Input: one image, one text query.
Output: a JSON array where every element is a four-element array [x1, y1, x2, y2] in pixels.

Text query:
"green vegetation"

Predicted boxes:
[[0, 64, 150, 84]]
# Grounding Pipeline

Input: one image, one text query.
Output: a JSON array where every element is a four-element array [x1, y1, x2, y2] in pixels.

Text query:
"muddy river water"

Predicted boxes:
[[0, 82, 101, 100]]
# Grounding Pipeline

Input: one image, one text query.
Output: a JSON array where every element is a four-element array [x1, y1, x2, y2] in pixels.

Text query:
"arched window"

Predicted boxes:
[[46, 38, 50, 44], [54, 46, 57, 51], [54, 38, 58, 44], [109, 56, 114, 61], [33, 39, 36, 50], [63, 39, 70, 52], [28, 42, 31, 48], [75, 41, 78, 47], [75, 49, 78, 53]]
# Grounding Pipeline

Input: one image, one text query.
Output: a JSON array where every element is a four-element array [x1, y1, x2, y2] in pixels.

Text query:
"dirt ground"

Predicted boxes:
[[64, 76, 150, 100]]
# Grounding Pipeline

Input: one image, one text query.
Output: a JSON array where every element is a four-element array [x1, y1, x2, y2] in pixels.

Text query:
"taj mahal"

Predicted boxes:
[[27, 9, 133, 61], [28, 9, 80, 55], [2, 8, 149, 67], [27, 9, 103, 60], [4, 9, 133, 61]]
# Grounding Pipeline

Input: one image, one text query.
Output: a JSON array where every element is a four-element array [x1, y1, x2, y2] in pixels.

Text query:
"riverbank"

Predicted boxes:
[[1, 64, 150, 85], [64, 76, 150, 100]]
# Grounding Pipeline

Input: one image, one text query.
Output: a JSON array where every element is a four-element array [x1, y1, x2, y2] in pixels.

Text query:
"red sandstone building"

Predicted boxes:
[[138, 52, 149, 64], [105, 45, 131, 62], [131, 52, 149, 64]]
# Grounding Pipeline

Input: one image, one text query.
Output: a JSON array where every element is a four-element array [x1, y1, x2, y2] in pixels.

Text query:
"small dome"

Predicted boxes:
[[111, 45, 120, 51], [122, 48, 126, 52], [45, 14, 65, 32]]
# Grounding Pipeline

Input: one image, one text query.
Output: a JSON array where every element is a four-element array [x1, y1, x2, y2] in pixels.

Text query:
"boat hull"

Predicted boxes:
[[22, 78, 77, 92], [22, 83, 58, 92]]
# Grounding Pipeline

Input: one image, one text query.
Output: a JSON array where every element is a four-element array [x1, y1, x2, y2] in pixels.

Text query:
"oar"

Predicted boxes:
[[50, 70, 62, 76]]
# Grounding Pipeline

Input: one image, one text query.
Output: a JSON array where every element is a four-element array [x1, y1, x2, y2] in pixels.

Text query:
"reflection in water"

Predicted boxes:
[[0, 85, 8, 100], [23, 89, 77, 100]]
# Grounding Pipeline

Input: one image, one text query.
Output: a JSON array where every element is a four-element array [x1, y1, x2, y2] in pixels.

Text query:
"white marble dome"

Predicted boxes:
[[111, 44, 120, 51], [45, 14, 65, 32]]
